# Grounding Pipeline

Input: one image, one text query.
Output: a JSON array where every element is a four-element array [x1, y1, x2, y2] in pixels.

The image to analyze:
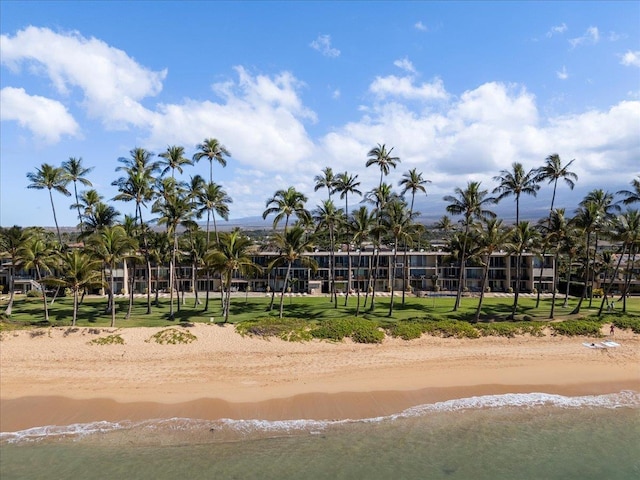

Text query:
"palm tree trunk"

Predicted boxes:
[[453, 223, 469, 311], [279, 262, 292, 318], [73, 181, 83, 234], [355, 250, 363, 316], [620, 246, 636, 313], [388, 240, 398, 317], [72, 288, 79, 326], [5, 266, 15, 316], [49, 189, 63, 244], [588, 233, 600, 308], [597, 249, 623, 316], [126, 259, 134, 319], [571, 232, 591, 314], [510, 254, 521, 319], [549, 251, 561, 319], [110, 263, 116, 328], [35, 264, 49, 322], [169, 255, 175, 319], [474, 257, 490, 323], [563, 256, 572, 308]]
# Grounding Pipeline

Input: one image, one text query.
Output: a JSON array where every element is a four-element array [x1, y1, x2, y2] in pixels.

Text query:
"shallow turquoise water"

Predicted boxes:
[[2, 392, 639, 480]]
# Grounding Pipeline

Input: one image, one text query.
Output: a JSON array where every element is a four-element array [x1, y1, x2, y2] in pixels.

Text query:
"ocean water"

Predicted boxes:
[[2, 391, 639, 480]]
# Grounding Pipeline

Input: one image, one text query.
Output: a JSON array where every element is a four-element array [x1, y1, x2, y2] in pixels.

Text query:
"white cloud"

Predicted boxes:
[[144, 67, 316, 171], [546, 23, 567, 38], [332, 89, 341, 99], [0, 86, 79, 143], [414, 21, 427, 31], [370, 75, 448, 101], [394, 57, 416, 74], [309, 34, 340, 58], [620, 50, 640, 67], [0, 26, 166, 128], [556, 66, 569, 80], [569, 26, 600, 48]]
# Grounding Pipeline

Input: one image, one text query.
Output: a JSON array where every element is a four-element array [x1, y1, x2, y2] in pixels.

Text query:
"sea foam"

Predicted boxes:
[[2, 390, 638, 445]]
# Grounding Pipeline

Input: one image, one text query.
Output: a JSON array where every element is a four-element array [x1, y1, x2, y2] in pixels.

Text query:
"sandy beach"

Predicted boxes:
[[1, 324, 639, 432]]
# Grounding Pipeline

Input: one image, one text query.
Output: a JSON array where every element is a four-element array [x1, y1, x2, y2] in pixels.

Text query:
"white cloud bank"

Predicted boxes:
[[0, 86, 79, 142], [309, 34, 341, 58]]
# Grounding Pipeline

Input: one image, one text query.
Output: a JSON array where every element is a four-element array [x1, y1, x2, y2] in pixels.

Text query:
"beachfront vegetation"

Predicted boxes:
[[1, 141, 640, 332]]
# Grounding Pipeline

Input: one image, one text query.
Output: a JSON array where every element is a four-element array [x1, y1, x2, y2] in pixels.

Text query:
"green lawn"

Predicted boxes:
[[1, 292, 638, 330]]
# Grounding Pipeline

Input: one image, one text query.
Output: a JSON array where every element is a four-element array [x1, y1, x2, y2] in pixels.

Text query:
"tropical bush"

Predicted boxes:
[[147, 328, 197, 344], [550, 320, 603, 337], [236, 317, 311, 341], [387, 321, 424, 340], [611, 315, 640, 334], [90, 334, 125, 345]]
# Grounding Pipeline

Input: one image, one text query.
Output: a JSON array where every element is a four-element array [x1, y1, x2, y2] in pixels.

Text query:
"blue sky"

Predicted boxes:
[[1, 1, 639, 228]]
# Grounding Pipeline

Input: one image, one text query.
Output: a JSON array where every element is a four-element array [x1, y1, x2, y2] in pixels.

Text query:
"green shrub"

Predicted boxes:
[[611, 315, 640, 334], [90, 334, 125, 345], [551, 320, 603, 337], [387, 321, 424, 340], [236, 317, 311, 341], [476, 322, 546, 338], [350, 318, 384, 344], [423, 320, 479, 339], [147, 328, 197, 345], [592, 288, 604, 298], [310, 317, 384, 343], [310, 318, 354, 341], [26, 289, 42, 298]]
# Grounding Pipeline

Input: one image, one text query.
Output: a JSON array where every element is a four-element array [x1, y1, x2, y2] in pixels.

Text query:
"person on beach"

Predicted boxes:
[[610, 324, 615, 336]]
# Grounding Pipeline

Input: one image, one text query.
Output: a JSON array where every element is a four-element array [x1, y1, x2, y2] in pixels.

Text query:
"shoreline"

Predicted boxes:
[[2, 324, 639, 432]]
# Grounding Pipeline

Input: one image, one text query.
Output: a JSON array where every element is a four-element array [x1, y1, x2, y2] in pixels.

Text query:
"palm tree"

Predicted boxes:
[[381, 198, 412, 316], [47, 249, 103, 326], [26, 163, 71, 244], [314, 167, 337, 201], [197, 182, 232, 245], [540, 209, 570, 318], [506, 221, 540, 319], [193, 138, 230, 183], [313, 199, 342, 306], [434, 215, 455, 238], [570, 202, 600, 314], [121, 215, 141, 319], [399, 168, 430, 303], [18, 231, 54, 322], [366, 143, 401, 190], [536, 154, 579, 215], [112, 147, 160, 314], [263, 187, 311, 232], [268, 225, 318, 318], [159, 145, 193, 179], [617, 176, 640, 205], [473, 218, 509, 322], [62, 157, 94, 233], [80, 202, 121, 238], [363, 182, 397, 311], [579, 189, 619, 306], [72, 189, 102, 227], [349, 206, 375, 316], [153, 184, 194, 319], [598, 209, 639, 315], [88, 225, 136, 327], [0, 226, 27, 316], [493, 162, 540, 226], [443, 182, 496, 311], [334, 171, 362, 304], [206, 230, 261, 323]]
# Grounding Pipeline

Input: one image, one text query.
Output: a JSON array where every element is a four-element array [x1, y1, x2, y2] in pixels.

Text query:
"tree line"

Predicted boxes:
[[1, 138, 639, 324]]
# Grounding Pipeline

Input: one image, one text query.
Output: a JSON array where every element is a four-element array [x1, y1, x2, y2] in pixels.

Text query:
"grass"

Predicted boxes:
[[1, 292, 639, 341]]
